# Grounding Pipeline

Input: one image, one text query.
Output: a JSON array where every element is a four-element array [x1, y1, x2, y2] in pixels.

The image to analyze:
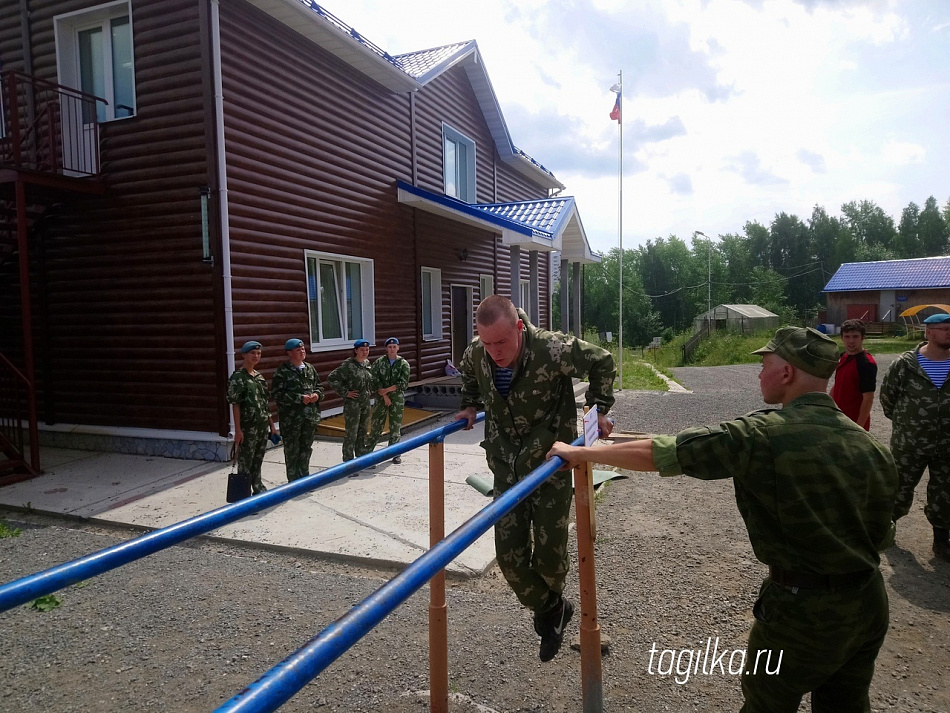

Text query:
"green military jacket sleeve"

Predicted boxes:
[[651, 392, 897, 574], [459, 310, 615, 477], [272, 361, 324, 422], [328, 357, 375, 397], [226, 368, 270, 427], [880, 345, 950, 451], [371, 356, 410, 392]]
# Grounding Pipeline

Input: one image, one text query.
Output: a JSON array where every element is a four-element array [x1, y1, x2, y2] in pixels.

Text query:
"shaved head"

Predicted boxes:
[[476, 295, 518, 327]]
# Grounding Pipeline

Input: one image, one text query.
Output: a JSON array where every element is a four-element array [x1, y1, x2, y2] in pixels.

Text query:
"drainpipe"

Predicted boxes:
[[210, 0, 236, 416]]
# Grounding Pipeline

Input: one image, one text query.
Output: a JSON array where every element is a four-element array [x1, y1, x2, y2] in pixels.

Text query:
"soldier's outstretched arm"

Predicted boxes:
[[547, 438, 655, 472]]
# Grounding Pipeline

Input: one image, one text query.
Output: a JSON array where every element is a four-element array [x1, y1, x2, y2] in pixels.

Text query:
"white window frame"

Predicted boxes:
[[520, 280, 531, 313], [442, 123, 476, 203], [305, 250, 375, 352], [421, 266, 443, 341], [54, 1, 137, 123], [479, 274, 494, 300]]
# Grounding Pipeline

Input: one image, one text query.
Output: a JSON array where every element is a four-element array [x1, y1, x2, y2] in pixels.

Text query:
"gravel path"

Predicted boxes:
[[2, 357, 948, 712]]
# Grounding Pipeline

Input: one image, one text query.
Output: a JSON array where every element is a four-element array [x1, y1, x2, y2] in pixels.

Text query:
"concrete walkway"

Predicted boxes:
[[0, 414, 497, 577]]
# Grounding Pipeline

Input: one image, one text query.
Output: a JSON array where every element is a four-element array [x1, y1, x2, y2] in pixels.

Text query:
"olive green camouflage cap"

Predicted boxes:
[[751, 326, 838, 378]]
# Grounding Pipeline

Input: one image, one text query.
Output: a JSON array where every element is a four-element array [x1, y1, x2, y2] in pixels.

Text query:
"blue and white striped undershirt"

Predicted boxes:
[[494, 367, 514, 397], [917, 353, 950, 389]]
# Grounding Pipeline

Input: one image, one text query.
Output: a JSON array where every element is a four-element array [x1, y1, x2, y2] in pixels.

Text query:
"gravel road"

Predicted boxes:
[[1, 357, 948, 712]]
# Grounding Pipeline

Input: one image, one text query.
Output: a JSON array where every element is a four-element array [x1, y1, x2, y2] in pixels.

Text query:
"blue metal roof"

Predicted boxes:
[[393, 43, 472, 79], [477, 197, 576, 240], [824, 256, 950, 292]]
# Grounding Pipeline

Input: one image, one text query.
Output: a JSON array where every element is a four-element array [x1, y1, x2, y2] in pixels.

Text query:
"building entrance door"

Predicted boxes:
[[450, 285, 473, 366]]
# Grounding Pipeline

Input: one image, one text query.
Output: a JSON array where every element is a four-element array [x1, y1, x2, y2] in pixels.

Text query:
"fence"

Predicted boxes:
[[0, 412, 606, 712]]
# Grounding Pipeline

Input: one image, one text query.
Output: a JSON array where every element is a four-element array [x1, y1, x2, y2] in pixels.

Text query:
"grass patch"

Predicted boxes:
[[0, 520, 22, 538]]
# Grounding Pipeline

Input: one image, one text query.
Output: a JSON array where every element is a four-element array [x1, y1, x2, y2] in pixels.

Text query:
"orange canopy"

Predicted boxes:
[[899, 304, 950, 318]]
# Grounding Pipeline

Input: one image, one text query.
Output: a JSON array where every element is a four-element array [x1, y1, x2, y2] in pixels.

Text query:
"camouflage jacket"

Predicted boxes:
[[652, 392, 896, 573], [226, 368, 270, 428], [459, 310, 615, 477], [328, 357, 375, 398], [371, 355, 410, 394], [271, 361, 324, 424], [880, 344, 950, 451]]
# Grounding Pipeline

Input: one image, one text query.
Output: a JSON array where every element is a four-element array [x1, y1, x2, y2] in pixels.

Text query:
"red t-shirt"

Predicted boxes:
[[830, 350, 877, 430]]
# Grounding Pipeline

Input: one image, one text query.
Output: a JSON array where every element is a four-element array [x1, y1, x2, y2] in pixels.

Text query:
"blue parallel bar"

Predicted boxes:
[[0, 413, 485, 613], [213, 435, 585, 713]]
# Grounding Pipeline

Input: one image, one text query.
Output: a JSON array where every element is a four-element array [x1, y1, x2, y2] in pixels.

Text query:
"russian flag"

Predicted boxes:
[[609, 93, 621, 122]]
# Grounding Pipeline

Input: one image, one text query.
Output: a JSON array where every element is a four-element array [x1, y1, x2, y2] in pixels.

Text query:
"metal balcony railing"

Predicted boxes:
[[0, 70, 105, 177]]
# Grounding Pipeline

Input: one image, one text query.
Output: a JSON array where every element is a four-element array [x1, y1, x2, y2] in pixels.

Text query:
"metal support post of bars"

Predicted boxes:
[[212, 436, 585, 713], [574, 460, 604, 712], [428, 438, 448, 713], [0, 414, 485, 613]]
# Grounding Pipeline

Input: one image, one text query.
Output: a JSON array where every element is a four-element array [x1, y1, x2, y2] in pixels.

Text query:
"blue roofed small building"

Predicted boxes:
[[822, 256, 950, 326]]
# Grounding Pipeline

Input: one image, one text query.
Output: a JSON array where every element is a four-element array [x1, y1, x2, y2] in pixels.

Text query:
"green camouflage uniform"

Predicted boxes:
[[459, 310, 615, 614], [272, 361, 324, 481], [226, 368, 271, 493], [652, 392, 897, 713], [879, 344, 950, 529], [328, 357, 375, 461], [369, 355, 411, 447]]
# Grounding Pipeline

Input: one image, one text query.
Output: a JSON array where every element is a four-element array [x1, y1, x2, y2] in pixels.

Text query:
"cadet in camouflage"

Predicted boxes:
[[456, 295, 615, 662], [328, 340, 375, 463], [272, 338, 324, 482], [880, 313, 950, 561], [227, 341, 277, 495], [369, 338, 411, 462], [549, 326, 897, 712]]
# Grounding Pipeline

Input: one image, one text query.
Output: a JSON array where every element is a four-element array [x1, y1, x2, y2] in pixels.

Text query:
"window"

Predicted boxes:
[[55, 2, 136, 122], [479, 274, 494, 300], [520, 280, 531, 312], [421, 267, 443, 340], [443, 124, 476, 203], [306, 251, 375, 350]]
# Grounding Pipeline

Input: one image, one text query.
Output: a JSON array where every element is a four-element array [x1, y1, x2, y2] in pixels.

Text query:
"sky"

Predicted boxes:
[[316, 0, 950, 255]]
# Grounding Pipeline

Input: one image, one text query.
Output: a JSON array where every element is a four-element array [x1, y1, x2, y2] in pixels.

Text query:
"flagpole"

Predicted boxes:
[[617, 70, 623, 392]]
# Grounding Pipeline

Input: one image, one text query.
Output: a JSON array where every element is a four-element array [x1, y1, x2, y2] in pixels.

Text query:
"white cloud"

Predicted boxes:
[[316, 0, 950, 253], [881, 141, 927, 165]]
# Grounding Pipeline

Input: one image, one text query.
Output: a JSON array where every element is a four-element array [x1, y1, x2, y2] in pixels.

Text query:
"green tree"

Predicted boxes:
[[637, 236, 701, 332], [919, 196, 949, 256], [895, 202, 921, 258], [841, 200, 897, 251], [580, 248, 662, 347]]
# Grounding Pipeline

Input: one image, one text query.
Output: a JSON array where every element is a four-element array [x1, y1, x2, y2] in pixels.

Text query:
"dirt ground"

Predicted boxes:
[[1, 357, 949, 712]]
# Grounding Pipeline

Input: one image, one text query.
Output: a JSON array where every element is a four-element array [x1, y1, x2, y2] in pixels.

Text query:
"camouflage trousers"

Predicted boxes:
[[741, 570, 888, 713], [369, 394, 405, 447], [491, 460, 573, 615], [891, 443, 950, 529], [281, 413, 319, 482], [342, 395, 373, 461], [236, 420, 268, 494]]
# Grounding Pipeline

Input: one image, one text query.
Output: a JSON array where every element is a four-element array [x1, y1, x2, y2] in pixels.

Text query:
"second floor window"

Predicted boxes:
[[443, 125, 476, 203], [56, 2, 136, 122]]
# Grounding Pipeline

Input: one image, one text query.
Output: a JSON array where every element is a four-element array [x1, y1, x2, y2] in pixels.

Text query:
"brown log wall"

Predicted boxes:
[[220, 0, 553, 404], [0, 0, 222, 432]]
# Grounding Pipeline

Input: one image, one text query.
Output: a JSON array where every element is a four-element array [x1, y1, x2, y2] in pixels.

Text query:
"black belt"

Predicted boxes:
[[768, 567, 873, 591]]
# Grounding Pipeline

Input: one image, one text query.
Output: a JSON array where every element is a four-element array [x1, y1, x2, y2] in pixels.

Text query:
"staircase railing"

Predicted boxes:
[[0, 70, 105, 177], [0, 350, 38, 478]]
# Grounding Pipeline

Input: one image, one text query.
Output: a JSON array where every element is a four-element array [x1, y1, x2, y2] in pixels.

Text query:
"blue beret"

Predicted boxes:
[[353, 339, 370, 349], [284, 338, 304, 350], [240, 341, 262, 353], [384, 337, 399, 346], [923, 313, 950, 325]]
